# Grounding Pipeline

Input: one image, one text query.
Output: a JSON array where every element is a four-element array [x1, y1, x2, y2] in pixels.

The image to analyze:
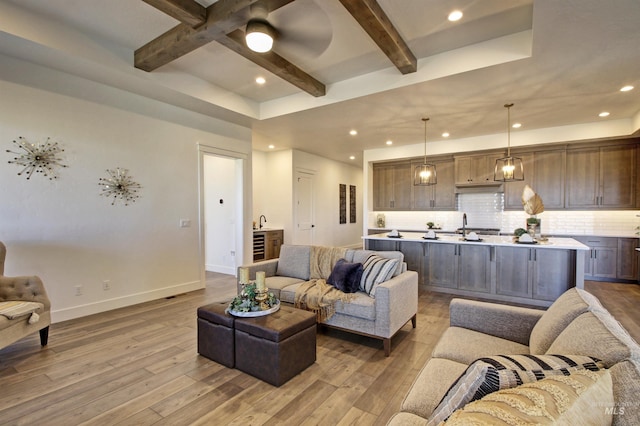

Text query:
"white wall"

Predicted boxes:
[[251, 149, 363, 248], [0, 78, 252, 322]]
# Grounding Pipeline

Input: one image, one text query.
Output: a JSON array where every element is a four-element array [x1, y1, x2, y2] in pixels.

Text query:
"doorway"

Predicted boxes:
[[199, 145, 247, 281]]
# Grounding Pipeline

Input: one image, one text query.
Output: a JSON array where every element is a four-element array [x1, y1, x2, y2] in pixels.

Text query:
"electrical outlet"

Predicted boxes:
[[179, 219, 191, 228], [75, 285, 83, 296], [103, 280, 110, 291]]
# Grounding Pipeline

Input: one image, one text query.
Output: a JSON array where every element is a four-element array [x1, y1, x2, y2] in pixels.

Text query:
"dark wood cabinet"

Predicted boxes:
[[455, 153, 504, 185], [566, 144, 636, 209], [505, 149, 565, 210], [372, 162, 412, 210], [253, 229, 283, 262], [574, 236, 619, 280], [427, 243, 491, 292], [617, 238, 639, 280], [496, 246, 574, 301], [411, 159, 455, 210]]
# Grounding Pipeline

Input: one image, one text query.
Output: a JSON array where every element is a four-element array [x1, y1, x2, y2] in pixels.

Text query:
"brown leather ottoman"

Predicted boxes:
[[197, 302, 235, 368], [234, 305, 316, 386]]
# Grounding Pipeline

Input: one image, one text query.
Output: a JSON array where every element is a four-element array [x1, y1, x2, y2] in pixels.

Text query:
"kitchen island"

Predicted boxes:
[[364, 232, 589, 307]]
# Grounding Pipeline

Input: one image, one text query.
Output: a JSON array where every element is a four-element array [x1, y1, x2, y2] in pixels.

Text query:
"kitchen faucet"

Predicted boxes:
[[259, 215, 267, 229], [462, 213, 467, 238]]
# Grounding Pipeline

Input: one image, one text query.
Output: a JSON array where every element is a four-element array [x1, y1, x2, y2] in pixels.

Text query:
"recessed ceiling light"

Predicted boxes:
[[349, 156, 355, 160], [349, 129, 358, 136], [386, 140, 393, 145], [255, 76, 266, 85], [512, 123, 522, 129], [620, 85, 634, 92], [268, 144, 275, 149], [599, 111, 610, 117], [448, 10, 463, 22], [442, 132, 450, 138]]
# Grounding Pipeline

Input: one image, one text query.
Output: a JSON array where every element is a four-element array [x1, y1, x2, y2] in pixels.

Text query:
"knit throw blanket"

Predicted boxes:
[[294, 246, 353, 322], [0, 301, 42, 323]]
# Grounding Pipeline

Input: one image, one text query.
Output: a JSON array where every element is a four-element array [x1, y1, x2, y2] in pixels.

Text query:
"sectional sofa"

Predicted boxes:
[[389, 288, 640, 425], [236, 244, 418, 356]]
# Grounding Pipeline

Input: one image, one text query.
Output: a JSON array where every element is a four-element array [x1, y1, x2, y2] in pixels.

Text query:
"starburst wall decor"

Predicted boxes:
[[98, 168, 142, 206], [6, 136, 68, 180]]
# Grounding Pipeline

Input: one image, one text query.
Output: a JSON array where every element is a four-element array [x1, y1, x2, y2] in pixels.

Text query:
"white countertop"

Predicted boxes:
[[364, 232, 590, 250]]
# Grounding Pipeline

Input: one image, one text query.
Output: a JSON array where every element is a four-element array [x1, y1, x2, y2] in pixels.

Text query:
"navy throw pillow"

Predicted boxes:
[[327, 259, 363, 293]]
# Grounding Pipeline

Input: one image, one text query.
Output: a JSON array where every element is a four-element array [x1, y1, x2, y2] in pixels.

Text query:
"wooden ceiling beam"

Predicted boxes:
[[142, 0, 206, 27], [218, 30, 326, 97], [135, 0, 295, 72], [338, 0, 417, 74]]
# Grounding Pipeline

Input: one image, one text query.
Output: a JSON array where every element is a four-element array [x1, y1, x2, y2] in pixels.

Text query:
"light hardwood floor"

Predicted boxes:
[[1, 277, 638, 426]]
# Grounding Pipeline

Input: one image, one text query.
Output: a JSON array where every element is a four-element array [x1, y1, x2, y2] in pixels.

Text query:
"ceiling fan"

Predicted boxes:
[[244, 0, 333, 60]]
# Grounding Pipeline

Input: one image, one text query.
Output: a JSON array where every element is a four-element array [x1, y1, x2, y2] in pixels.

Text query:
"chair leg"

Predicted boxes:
[[411, 314, 417, 328], [39, 326, 49, 346]]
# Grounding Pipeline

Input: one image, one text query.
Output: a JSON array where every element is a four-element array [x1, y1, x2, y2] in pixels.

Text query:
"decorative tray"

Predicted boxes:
[[387, 235, 403, 238], [515, 240, 538, 244], [463, 238, 483, 242], [422, 236, 439, 240], [227, 301, 280, 317]]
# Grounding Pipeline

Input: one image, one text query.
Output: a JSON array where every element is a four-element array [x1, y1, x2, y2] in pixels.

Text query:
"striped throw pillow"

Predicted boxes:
[[360, 255, 398, 298], [426, 354, 605, 426]]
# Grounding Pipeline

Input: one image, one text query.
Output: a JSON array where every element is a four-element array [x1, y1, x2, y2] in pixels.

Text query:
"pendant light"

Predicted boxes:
[[494, 103, 524, 182], [414, 117, 437, 186]]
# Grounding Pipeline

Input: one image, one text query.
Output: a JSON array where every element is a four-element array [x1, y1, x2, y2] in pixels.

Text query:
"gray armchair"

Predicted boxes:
[[0, 242, 51, 350]]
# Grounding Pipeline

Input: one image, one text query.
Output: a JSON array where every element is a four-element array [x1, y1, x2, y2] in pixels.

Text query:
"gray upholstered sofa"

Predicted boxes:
[[237, 244, 418, 356], [389, 288, 640, 425], [0, 242, 51, 350]]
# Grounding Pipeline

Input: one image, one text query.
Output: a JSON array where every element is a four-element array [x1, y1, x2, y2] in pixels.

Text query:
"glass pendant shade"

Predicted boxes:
[[414, 117, 437, 186], [245, 20, 274, 53], [414, 163, 437, 185], [494, 156, 524, 182], [494, 103, 524, 182]]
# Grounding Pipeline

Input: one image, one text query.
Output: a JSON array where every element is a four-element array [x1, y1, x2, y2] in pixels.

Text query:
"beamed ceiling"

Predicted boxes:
[[0, 0, 639, 164]]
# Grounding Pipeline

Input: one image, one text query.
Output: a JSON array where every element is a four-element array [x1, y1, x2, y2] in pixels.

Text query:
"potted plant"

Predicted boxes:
[[426, 221, 435, 229]]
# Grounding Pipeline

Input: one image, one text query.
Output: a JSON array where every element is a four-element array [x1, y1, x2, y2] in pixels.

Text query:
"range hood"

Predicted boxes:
[[455, 183, 504, 194]]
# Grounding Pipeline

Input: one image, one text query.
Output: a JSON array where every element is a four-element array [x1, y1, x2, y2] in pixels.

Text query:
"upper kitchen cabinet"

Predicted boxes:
[[372, 161, 412, 210], [566, 143, 637, 209], [412, 159, 455, 210], [455, 152, 504, 186], [504, 148, 565, 210]]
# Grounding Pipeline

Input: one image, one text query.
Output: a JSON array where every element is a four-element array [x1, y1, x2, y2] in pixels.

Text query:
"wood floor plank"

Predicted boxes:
[[0, 274, 637, 425]]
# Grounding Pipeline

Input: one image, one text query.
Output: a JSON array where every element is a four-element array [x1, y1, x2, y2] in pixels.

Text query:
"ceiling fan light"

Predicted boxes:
[[246, 20, 274, 53]]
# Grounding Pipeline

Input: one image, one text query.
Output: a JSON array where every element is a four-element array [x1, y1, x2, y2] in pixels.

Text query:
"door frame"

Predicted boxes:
[[198, 144, 249, 285]]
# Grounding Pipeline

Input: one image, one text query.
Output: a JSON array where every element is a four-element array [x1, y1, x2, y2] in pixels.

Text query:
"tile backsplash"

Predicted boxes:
[[370, 194, 640, 237]]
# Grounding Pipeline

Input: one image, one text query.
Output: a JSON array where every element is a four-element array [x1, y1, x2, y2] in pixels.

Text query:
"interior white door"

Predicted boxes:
[[296, 171, 315, 245]]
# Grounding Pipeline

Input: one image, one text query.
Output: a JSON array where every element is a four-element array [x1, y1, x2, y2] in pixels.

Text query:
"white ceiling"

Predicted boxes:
[[1, 0, 639, 164]]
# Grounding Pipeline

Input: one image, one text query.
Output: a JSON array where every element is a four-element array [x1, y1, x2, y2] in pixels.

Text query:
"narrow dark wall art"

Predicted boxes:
[[350, 185, 356, 223], [339, 183, 346, 224]]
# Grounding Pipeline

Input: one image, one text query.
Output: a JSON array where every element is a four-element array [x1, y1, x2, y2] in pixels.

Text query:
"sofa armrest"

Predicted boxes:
[[374, 270, 419, 338], [0, 275, 51, 310], [449, 299, 544, 346]]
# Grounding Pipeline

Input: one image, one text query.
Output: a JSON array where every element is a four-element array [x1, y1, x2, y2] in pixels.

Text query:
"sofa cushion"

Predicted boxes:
[[327, 259, 363, 293], [280, 283, 376, 321], [360, 255, 398, 298], [609, 357, 640, 425], [349, 250, 404, 277], [401, 358, 469, 419], [529, 287, 605, 353], [264, 276, 305, 298], [387, 412, 428, 426], [427, 354, 605, 425], [546, 310, 640, 368], [432, 327, 530, 365], [443, 369, 613, 425], [276, 245, 311, 280]]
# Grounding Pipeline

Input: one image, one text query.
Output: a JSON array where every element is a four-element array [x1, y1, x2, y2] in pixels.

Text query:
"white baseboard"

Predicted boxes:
[[51, 280, 204, 323], [205, 264, 236, 275]]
